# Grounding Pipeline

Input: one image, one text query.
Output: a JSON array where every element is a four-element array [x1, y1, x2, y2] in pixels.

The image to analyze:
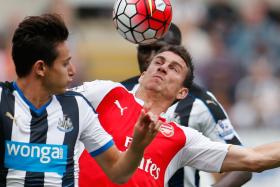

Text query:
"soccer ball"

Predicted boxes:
[[113, 0, 172, 44]]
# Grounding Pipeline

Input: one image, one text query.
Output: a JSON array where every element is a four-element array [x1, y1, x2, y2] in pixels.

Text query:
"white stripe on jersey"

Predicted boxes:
[[6, 90, 32, 186]]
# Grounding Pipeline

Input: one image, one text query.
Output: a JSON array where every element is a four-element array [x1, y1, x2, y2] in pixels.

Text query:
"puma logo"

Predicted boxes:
[[114, 100, 128, 116], [5, 112, 18, 125]]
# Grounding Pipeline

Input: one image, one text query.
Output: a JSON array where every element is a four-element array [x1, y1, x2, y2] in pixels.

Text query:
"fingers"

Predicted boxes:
[[154, 119, 162, 132], [138, 109, 161, 135], [146, 111, 161, 135], [139, 109, 153, 127], [138, 109, 146, 123]]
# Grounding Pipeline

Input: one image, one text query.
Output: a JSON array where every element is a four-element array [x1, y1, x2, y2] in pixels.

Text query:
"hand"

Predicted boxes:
[[130, 109, 162, 152]]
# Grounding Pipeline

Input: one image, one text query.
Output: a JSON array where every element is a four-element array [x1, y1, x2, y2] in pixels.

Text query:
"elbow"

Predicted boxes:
[[242, 171, 253, 182], [246, 172, 253, 181]]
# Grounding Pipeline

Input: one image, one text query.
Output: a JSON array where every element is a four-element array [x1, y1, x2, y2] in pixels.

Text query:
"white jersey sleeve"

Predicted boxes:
[[180, 126, 229, 172], [76, 95, 113, 156], [71, 80, 123, 108]]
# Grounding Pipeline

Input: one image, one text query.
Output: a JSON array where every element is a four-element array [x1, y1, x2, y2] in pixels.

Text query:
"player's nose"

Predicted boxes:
[[157, 64, 168, 74], [68, 63, 76, 77]]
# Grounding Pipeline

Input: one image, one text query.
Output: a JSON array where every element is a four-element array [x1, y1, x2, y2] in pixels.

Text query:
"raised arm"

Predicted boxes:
[[221, 142, 280, 172], [94, 109, 161, 184]]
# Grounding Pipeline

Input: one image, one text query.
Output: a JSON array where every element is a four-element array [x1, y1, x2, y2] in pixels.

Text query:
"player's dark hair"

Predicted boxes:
[[137, 23, 182, 73], [158, 22, 182, 45], [12, 14, 69, 77], [155, 45, 194, 88]]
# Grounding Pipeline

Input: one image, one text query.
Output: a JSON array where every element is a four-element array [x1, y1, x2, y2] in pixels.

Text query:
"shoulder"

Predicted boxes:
[[71, 80, 124, 96], [188, 83, 228, 121], [189, 83, 218, 107], [175, 83, 214, 115], [69, 80, 128, 108], [0, 81, 15, 93], [0, 82, 16, 105], [56, 90, 94, 110]]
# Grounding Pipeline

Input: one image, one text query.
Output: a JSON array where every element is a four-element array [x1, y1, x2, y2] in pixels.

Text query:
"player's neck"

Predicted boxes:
[[16, 78, 52, 109], [135, 88, 173, 115]]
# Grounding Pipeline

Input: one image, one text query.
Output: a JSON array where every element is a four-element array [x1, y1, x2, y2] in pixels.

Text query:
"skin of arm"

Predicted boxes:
[[221, 143, 280, 173], [94, 109, 161, 184]]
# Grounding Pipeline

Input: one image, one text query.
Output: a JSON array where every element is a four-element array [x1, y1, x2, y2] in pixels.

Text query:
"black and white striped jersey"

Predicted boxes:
[[0, 82, 113, 187], [121, 77, 242, 187], [165, 83, 242, 187]]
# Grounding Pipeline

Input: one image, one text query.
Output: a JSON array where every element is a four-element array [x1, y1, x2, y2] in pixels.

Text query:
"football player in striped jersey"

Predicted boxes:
[[0, 13, 161, 187]]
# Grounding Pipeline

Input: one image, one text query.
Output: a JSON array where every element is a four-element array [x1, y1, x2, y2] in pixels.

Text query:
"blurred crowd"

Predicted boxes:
[[172, 0, 280, 129], [0, 0, 280, 129]]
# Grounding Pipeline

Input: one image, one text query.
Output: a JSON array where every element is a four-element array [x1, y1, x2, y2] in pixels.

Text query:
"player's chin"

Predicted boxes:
[[53, 86, 67, 95]]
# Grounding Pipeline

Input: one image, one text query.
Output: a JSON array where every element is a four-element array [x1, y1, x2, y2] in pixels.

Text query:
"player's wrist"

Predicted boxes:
[[129, 141, 145, 154]]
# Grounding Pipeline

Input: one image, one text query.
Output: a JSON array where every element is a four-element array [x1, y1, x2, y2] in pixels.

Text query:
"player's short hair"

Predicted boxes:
[[12, 14, 69, 77], [156, 22, 182, 46], [137, 23, 182, 73], [155, 45, 194, 89]]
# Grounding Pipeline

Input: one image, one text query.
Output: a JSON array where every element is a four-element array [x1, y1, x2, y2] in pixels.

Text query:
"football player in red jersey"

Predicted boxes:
[[78, 45, 280, 187], [122, 23, 252, 187]]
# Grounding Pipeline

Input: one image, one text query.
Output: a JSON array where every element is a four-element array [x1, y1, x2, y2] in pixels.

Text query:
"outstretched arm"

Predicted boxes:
[[221, 142, 280, 172], [94, 109, 161, 184]]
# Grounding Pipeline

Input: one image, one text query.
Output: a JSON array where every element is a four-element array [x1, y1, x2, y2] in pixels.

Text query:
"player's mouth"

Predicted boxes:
[[152, 75, 164, 81]]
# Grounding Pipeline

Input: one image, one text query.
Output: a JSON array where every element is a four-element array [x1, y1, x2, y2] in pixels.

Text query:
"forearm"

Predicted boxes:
[[222, 143, 280, 172], [211, 171, 252, 187], [110, 146, 144, 183], [251, 142, 280, 172], [94, 145, 144, 184]]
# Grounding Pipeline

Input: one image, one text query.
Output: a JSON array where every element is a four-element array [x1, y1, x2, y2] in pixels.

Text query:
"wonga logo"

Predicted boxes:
[[5, 141, 67, 175]]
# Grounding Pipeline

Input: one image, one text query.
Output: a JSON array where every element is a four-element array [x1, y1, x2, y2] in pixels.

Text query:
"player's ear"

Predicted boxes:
[[176, 87, 188, 100], [34, 60, 47, 77]]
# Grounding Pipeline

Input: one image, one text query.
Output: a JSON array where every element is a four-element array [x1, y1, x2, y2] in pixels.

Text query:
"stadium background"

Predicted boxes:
[[0, 0, 279, 186]]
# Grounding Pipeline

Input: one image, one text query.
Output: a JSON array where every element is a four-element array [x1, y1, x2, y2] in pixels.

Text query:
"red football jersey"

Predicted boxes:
[[76, 80, 229, 187]]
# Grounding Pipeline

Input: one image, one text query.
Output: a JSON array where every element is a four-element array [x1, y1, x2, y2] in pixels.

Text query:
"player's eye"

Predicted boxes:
[[170, 65, 179, 73], [63, 61, 70, 67], [154, 61, 162, 65]]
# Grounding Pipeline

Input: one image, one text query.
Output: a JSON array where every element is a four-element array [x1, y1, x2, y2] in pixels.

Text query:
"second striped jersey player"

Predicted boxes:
[[165, 83, 242, 187]]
